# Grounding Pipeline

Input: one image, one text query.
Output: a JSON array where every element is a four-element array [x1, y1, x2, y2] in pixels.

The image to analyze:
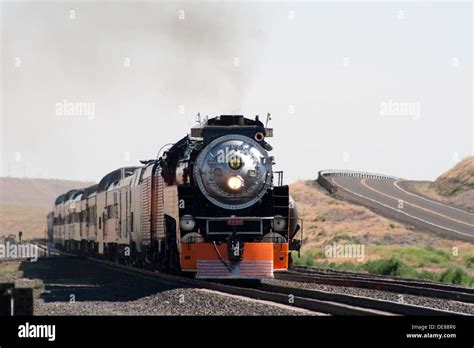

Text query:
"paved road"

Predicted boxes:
[[327, 175, 474, 242]]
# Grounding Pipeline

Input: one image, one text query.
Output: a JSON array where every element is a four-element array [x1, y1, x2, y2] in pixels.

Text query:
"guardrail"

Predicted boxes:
[[317, 170, 403, 194]]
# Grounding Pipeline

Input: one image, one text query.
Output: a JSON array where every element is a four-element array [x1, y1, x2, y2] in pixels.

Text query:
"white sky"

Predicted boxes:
[[1, 1, 472, 184]]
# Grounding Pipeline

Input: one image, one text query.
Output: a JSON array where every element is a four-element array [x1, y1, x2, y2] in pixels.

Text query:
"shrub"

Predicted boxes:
[[363, 258, 416, 278], [438, 267, 473, 286], [465, 256, 474, 269]]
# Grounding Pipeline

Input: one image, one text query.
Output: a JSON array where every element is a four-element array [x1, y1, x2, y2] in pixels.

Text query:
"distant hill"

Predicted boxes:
[[434, 156, 474, 195], [0, 177, 93, 239], [403, 157, 474, 213]]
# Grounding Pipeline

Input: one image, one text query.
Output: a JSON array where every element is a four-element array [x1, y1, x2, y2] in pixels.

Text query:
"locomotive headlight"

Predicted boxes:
[[273, 216, 287, 231], [227, 176, 243, 190], [180, 215, 196, 231]]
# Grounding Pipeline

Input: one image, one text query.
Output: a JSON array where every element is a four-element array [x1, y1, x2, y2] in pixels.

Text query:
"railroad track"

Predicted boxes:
[[276, 266, 474, 303], [292, 265, 474, 286], [31, 242, 465, 316], [290, 265, 474, 289]]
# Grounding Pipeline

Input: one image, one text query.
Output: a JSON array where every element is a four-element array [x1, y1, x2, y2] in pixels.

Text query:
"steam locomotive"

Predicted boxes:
[[49, 115, 302, 279]]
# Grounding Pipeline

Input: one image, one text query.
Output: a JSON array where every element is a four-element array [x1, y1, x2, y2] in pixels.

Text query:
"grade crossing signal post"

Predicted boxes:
[[0, 283, 14, 315], [0, 283, 33, 316]]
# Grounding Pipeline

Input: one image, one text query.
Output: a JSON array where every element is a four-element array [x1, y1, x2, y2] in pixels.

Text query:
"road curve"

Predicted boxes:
[[327, 175, 474, 242]]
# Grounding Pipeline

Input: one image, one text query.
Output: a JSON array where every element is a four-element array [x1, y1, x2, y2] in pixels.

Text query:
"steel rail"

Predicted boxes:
[[276, 270, 474, 303], [291, 266, 474, 294]]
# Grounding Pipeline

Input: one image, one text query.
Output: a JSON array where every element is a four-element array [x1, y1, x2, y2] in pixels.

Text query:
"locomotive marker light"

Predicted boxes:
[[254, 132, 264, 141], [179, 215, 196, 231], [272, 216, 287, 231]]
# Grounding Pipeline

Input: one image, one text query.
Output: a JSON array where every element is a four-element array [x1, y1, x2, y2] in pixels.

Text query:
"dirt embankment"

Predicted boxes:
[[402, 157, 474, 213]]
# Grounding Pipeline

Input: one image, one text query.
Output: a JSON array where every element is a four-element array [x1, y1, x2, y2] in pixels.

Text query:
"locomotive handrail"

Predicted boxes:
[[194, 216, 275, 220]]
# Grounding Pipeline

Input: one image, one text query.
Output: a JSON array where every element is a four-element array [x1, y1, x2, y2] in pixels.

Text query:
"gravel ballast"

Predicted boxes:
[[10, 256, 314, 316], [265, 279, 474, 315]]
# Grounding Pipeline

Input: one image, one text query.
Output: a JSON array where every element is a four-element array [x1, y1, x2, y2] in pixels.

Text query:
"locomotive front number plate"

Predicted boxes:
[[227, 218, 244, 225]]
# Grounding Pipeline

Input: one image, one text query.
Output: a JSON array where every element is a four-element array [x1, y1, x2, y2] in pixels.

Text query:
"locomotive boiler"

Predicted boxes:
[[50, 115, 302, 279]]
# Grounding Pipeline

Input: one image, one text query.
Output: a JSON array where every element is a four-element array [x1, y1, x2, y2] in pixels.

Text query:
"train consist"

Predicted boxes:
[[48, 115, 302, 279]]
